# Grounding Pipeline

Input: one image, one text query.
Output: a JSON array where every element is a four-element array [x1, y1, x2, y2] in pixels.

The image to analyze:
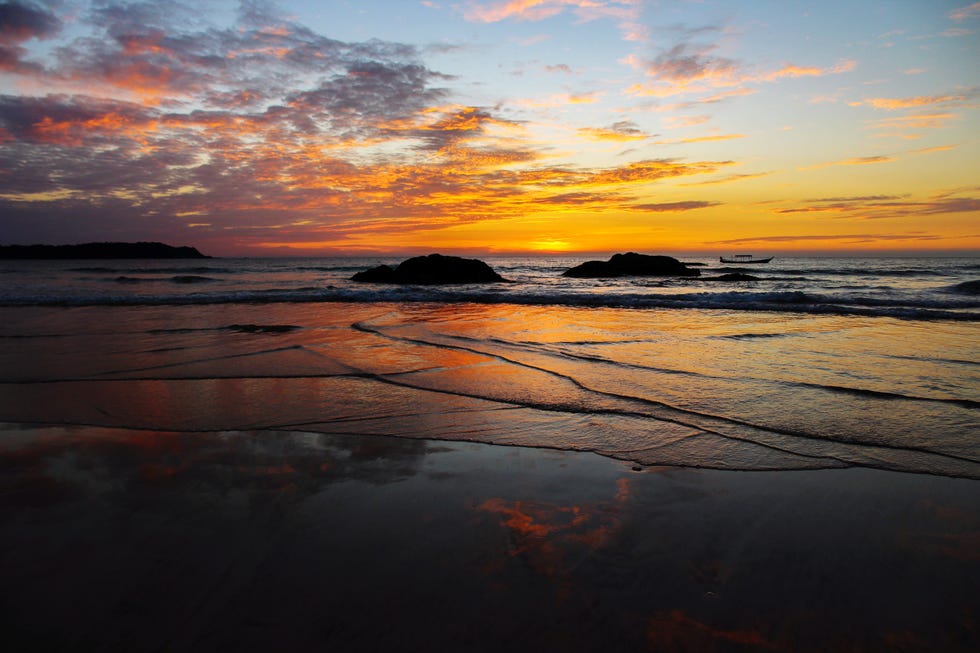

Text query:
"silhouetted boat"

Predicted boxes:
[[719, 254, 773, 264]]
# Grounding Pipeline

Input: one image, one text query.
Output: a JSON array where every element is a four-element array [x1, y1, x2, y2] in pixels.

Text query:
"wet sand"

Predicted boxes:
[[1, 423, 977, 652]]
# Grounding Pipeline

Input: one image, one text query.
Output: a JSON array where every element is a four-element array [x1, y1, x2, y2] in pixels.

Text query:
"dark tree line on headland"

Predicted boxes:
[[0, 242, 209, 259]]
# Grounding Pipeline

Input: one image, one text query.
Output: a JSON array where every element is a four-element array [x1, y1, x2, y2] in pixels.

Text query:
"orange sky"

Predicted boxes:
[[1, 1, 977, 256]]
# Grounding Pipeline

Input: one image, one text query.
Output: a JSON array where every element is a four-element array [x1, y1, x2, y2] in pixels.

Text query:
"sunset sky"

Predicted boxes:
[[1, 0, 978, 256]]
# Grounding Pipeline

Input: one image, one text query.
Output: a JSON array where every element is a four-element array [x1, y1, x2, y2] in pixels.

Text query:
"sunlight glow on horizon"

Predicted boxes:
[[0, 0, 977, 256]]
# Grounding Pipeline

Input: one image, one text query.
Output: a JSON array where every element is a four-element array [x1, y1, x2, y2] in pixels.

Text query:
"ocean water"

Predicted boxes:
[[1, 255, 978, 319], [1, 255, 977, 478]]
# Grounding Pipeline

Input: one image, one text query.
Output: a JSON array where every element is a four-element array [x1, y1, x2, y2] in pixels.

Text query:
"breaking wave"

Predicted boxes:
[[2, 286, 977, 320]]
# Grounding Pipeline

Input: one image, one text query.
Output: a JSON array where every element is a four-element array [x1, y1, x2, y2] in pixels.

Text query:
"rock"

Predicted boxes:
[[946, 279, 980, 296], [351, 253, 507, 285], [351, 264, 398, 283], [562, 252, 700, 278]]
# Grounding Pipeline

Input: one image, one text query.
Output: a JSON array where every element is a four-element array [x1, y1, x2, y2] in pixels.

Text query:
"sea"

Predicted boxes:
[[1, 254, 978, 478]]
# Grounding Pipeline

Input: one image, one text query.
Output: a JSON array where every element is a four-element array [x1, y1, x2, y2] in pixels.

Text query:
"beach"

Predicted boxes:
[[1, 424, 977, 652], [3, 0, 978, 647], [0, 259, 978, 650]]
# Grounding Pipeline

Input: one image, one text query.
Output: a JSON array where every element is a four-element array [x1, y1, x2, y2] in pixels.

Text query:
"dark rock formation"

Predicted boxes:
[[351, 253, 507, 285], [351, 264, 398, 283], [0, 242, 209, 259], [562, 252, 700, 278], [946, 279, 980, 295]]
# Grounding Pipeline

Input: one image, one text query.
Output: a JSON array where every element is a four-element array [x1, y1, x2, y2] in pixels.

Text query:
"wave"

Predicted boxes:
[[294, 265, 376, 273], [767, 267, 952, 277], [111, 274, 221, 284], [478, 332, 979, 409], [171, 275, 218, 284], [73, 266, 239, 274], [147, 324, 302, 334], [350, 319, 980, 477], [2, 287, 978, 320]]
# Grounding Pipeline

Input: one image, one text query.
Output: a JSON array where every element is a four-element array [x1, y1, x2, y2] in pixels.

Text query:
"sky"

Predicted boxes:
[[0, 0, 978, 257]]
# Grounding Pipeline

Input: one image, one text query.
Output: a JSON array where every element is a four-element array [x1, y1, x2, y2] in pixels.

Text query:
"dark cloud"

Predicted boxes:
[[0, 1, 62, 44], [775, 195, 980, 218], [287, 61, 450, 139], [642, 42, 739, 85], [0, 1, 62, 72]]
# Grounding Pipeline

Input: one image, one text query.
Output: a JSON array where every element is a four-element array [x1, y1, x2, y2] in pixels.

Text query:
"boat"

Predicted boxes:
[[719, 254, 773, 264]]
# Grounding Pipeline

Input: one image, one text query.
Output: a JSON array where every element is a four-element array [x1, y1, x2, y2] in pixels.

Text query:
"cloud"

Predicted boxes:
[[0, 1, 62, 45], [801, 155, 894, 170], [461, 0, 638, 24], [630, 200, 719, 212], [941, 27, 974, 37], [625, 38, 854, 98], [680, 172, 772, 186], [850, 88, 976, 138], [0, 0, 62, 72], [710, 233, 947, 245], [869, 112, 958, 138], [656, 133, 745, 145], [577, 120, 648, 141], [837, 155, 893, 165], [911, 144, 957, 154], [807, 195, 906, 203], [544, 63, 573, 74], [773, 195, 980, 220], [851, 91, 976, 110], [663, 114, 709, 129], [624, 43, 739, 95], [513, 91, 600, 108], [0, 0, 730, 259], [949, 3, 980, 21], [759, 59, 856, 81]]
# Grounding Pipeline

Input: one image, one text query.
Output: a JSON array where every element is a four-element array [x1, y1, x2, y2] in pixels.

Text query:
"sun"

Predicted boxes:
[[530, 238, 573, 252]]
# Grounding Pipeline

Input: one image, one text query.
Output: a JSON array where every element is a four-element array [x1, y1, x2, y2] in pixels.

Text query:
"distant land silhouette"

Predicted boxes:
[[0, 242, 209, 259]]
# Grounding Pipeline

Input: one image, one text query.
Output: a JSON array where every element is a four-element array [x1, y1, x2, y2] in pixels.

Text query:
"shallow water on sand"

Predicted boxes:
[[0, 302, 976, 477]]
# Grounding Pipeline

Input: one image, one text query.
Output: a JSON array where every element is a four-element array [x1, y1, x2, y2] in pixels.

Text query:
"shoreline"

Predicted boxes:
[[2, 422, 977, 651], [1, 301, 977, 480]]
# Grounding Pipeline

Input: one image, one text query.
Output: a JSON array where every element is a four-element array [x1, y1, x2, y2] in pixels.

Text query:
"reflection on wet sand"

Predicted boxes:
[[477, 478, 631, 586], [6, 423, 976, 651], [647, 610, 776, 652]]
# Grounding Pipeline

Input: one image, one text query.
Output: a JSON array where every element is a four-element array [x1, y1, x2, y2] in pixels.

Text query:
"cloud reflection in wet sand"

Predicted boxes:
[[0, 423, 978, 651], [477, 478, 631, 590]]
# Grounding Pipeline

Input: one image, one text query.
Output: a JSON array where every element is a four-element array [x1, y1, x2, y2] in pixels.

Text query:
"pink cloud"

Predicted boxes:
[[461, 0, 639, 24], [949, 2, 980, 21], [626, 42, 855, 98]]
